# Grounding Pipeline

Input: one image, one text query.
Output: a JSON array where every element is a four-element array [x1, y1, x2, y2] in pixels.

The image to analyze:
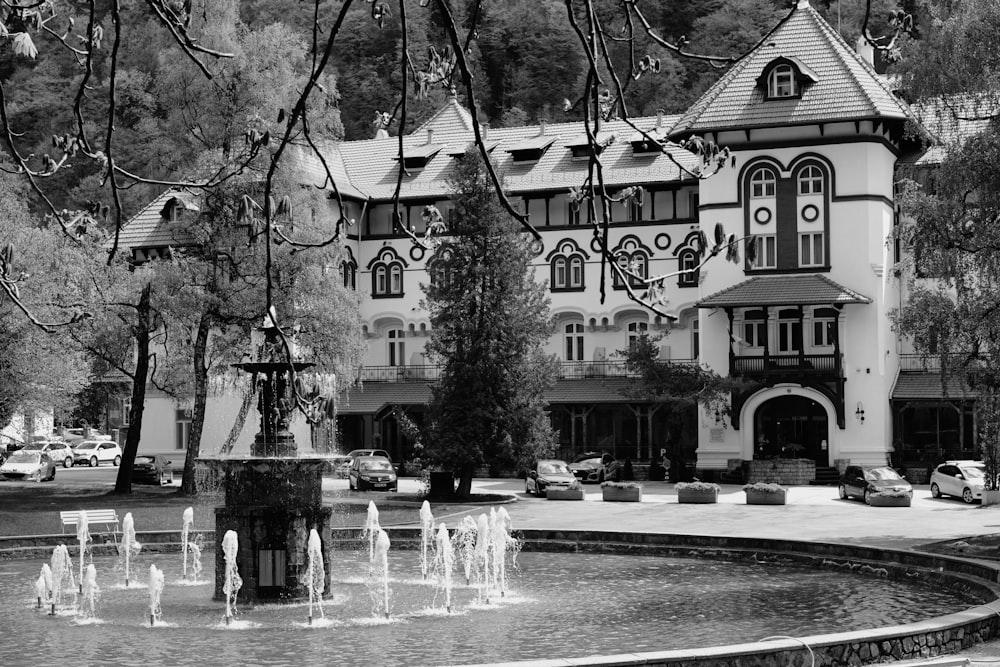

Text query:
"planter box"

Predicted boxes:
[[547, 487, 585, 501], [868, 494, 912, 507], [983, 490, 1000, 507], [677, 488, 719, 504], [745, 488, 787, 505], [601, 486, 642, 502]]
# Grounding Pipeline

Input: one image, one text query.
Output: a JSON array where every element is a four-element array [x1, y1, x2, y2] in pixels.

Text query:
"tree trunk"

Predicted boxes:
[[113, 282, 152, 494], [455, 462, 475, 499], [180, 311, 212, 495]]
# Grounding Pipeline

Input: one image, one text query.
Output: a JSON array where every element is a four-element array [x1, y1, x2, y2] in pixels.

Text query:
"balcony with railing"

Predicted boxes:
[[356, 359, 699, 383], [731, 352, 842, 380]]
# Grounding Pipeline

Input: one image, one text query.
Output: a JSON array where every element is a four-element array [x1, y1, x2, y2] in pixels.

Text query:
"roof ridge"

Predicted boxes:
[[802, 3, 881, 117]]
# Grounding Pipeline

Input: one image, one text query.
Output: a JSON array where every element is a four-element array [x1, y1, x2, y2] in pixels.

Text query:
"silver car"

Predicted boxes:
[[930, 460, 985, 504]]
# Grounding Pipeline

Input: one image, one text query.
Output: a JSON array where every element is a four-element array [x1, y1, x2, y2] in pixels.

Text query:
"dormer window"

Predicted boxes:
[[757, 57, 818, 101], [159, 195, 199, 224], [397, 144, 442, 171], [566, 132, 615, 160], [506, 134, 556, 163]]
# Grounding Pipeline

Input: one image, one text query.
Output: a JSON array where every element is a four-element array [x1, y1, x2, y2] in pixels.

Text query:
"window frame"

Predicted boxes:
[[564, 322, 585, 361], [798, 165, 823, 195], [752, 235, 777, 269], [749, 168, 776, 199], [799, 232, 825, 267], [767, 64, 797, 98]]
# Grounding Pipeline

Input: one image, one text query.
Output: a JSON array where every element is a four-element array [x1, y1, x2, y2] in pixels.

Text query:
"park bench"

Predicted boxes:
[[59, 509, 120, 543]]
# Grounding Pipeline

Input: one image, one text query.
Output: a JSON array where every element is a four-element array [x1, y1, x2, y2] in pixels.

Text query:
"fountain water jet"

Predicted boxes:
[[454, 515, 478, 586], [49, 544, 75, 615], [362, 501, 380, 562], [79, 564, 99, 619], [118, 512, 142, 587], [306, 529, 325, 625], [35, 563, 53, 609], [181, 507, 194, 580], [474, 513, 491, 603], [434, 522, 454, 613], [76, 511, 90, 594], [221, 530, 242, 625], [148, 564, 165, 626], [371, 529, 391, 619], [419, 501, 434, 580]]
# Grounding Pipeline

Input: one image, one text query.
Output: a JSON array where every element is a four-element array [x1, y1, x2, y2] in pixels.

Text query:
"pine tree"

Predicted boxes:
[[422, 149, 557, 497]]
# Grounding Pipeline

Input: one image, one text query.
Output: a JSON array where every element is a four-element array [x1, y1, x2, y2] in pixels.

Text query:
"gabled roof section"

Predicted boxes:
[[284, 142, 368, 200], [109, 188, 200, 252], [669, 0, 919, 140], [697, 274, 871, 308], [412, 95, 475, 137]]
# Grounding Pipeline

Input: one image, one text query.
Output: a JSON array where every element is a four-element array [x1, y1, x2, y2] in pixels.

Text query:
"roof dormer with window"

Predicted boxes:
[[756, 56, 819, 101]]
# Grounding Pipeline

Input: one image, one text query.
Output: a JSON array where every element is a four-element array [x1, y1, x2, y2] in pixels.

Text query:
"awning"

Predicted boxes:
[[697, 274, 871, 309], [891, 373, 976, 400]]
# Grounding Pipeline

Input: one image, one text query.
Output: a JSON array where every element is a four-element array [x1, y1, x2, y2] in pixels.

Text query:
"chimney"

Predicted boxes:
[[656, 110, 665, 130], [427, 129, 434, 145], [855, 35, 875, 68], [539, 119, 546, 136]]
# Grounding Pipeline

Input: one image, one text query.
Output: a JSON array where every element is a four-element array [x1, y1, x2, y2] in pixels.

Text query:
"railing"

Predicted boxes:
[[733, 353, 841, 377], [898, 353, 975, 372], [357, 359, 700, 383]]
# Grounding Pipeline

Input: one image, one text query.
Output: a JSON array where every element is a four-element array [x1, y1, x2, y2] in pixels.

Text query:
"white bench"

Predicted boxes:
[[60, 510, 120, 536]]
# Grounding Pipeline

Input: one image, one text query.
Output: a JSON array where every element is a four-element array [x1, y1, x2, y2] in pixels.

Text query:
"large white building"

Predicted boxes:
[[117, 1, 971, 482]]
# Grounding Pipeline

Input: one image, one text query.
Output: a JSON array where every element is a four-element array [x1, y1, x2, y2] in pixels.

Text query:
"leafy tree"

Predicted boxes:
[[618, 332, 747, 477], [421, 149, 557, 497]]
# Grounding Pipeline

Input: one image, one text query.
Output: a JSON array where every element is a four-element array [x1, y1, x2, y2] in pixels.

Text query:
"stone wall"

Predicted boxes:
[[746, 458, 816, 485]]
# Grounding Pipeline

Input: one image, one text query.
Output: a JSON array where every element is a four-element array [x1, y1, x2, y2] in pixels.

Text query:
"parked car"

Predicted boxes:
[[347, 448, 391, 462], [525, 459, 577, 497], [21, 441, 75, 468], [133, 455, 174, 485], [930, 460, 985, 504], [0, 450, 57, 482], [568, 452, 620, 483], [838, 465, 913, 505], [73, 440, 123, 467], [348, 455, 398, 491], [330, 455, 353, 479]]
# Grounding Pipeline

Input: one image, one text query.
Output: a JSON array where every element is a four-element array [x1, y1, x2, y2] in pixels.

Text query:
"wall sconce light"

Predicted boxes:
[[855, 402, 865, 424]]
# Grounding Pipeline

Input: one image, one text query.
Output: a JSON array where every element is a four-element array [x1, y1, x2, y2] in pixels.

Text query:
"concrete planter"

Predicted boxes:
[[601, 485, 642, 502], [983, 489, 1000, 506], [547, 487, 585, 501], [745, 488, 787, 505], [677, 487, 719, 504], [868, 493, 912, 507]]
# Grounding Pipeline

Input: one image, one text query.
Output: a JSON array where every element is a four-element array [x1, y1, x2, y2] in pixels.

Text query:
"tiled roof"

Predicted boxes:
[[891, 373, 975, 400], [904, 96, 995, 166], [336, 111, 695, 201], [108, 188, 200, 251], [283, 142, 368, 200], [669, 0, 918, 138], [337, 376, 636, 415], [413, 96, 475, 136], [697, 274, 871, 308]]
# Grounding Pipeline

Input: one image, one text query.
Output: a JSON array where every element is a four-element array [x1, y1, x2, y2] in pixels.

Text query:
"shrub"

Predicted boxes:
[[600, 480, 642, 489], [675, 481, 720, 493], [742, 482, 784, 494]]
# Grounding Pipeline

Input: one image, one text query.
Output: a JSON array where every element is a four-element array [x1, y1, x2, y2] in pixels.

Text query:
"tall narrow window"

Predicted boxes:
[[390, 264, 403, 293], [743, 310, 766, 348], [692, 319, 700, 360], [569, 256, 584, 287], [767, 64, 796, 98], [798, 165, 823, 194], [777, 309, 802, 353], [813, 308, 838, 348], [627, 321, 648, 348], [678, 250, 698, 287], [374, 265, 388, 295], [800, 232, 825, 267], [752, 235, 777, 269], [564, 323, 585, 361], [553, 257, 567, 288], [388, 329, 406, 367]]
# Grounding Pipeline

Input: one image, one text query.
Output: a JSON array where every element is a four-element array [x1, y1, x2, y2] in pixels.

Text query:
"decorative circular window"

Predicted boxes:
[[409, 245, 426, 262], [801, 204, 819, 222], [530, 239, 545, 256], [654, 233, 672, 250], [753, 207, 772, 225]]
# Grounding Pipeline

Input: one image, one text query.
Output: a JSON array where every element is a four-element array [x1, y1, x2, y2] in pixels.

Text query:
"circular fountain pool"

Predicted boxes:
[[0, 545, 984, 667]]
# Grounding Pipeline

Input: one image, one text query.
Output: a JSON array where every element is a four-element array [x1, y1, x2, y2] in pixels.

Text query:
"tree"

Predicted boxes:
[[421, 149, 557, 497], [618, 333, 746, 477]]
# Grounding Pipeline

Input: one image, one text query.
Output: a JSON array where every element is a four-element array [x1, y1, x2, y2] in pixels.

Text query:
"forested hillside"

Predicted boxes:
[[0, 0, 921, 220]]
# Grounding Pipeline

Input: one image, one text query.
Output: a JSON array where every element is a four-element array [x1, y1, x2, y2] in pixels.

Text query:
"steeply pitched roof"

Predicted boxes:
[[891, 373, 975, 400], [669, 0, 919, 139], [697, 274, 871, 308], [108, 188, 200, 251]]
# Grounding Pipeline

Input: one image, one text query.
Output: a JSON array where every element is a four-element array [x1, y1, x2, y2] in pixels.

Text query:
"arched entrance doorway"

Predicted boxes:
[[754, 395, 829, 465]]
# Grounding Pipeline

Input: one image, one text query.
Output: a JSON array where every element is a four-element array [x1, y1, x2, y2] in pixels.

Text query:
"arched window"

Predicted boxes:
[[553, 257, 567, 288], [678, 249, 698, 287], [369, 248, 406, 297], [564, 322, 585, 361], [569, 256, 584, 287], [374, 265, 388, 295], [767, 64, 796, 98], [390, 264, 403, 293], [613, 250, 648, 288], [387, 329, 406, 367], [548, 240, 587, 291], [749, 167, 776, 199], [342, 259, 357, 289], [798, 165, 823, 195]]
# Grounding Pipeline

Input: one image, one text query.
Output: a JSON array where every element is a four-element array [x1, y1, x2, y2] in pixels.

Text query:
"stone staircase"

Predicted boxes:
[[810, 466, 841, 486]]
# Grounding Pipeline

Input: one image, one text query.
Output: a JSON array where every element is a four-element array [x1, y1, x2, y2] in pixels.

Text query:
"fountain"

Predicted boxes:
[[118, 512, 141, 587], [454, 515, 478, 585], [434, 522, 453, 613], [35, 563, 52, 609], [305, 529, 325, 625], [221, 530, 242, 625], [419, 501, 434, 579], [201, 314, 333, 602], [362, 500, 380, 562], [79, 564, 99, 619], [148, 564, 164, 626], [76, 510, 90, 594], [181, 506, 193, 579], [49, 544, 75, 615], [369, 528, 391, 619]]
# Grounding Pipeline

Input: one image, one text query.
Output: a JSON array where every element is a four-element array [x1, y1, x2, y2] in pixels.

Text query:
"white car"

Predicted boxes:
[[21, 440, 76, 468], [930, 460, 985, 504], [0, 450, 57, 482], [73, 440, 123, 467]]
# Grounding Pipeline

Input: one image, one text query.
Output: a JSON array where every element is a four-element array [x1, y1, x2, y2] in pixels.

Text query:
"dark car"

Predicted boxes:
[[838, 465, 913, 505], [133, 455, 174, 485], [568, 452, 620, 483], [525, 459, 578, 497], [348, 455, 398, 492]]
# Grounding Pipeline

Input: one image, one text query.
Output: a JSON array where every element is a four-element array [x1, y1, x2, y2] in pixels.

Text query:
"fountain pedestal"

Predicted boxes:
[[203, 316, 334, 602]]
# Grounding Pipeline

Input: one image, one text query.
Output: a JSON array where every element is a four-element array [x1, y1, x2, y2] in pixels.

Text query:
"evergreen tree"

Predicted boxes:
[[422, 149, 557, 497]]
